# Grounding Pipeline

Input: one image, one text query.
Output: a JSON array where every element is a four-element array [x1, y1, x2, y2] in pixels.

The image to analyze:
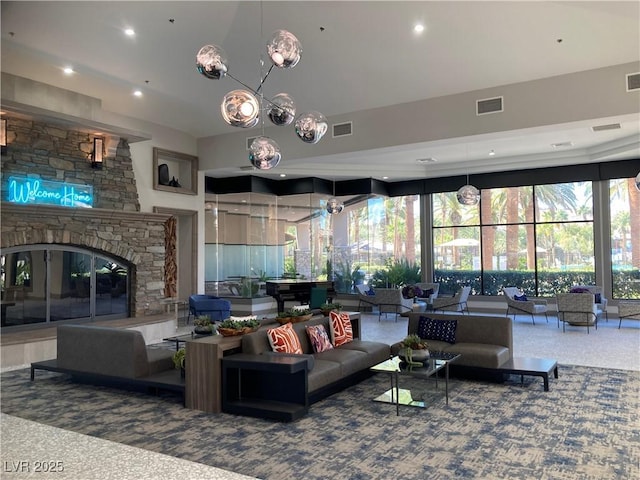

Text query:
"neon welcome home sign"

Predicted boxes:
[[7, 176, 93, 208]]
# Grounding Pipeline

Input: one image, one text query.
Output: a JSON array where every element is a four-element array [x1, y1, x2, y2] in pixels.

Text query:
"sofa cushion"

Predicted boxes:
[[443, 343, 510, 369], [314, 348, 371, 377], [330, 311, 353, 347], [338, 340, 391, 365], [306, 324, 334, 353], [514, 294, 528, 301], [417, 316, 457, 344], [307, 359, 343, 392], [267, 323, 303, 354]]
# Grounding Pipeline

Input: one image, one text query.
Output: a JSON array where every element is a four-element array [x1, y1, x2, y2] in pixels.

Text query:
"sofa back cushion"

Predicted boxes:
[[243, 317, 331, 355], [57, 325, 149, 378], [407, 313, 513, 355]]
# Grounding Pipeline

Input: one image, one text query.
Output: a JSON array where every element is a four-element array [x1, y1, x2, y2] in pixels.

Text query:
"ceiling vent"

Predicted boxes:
[[239, 165, 256, 171], [476, 96, 503, 115], [245, 136, 258, 150], [626, 72, 640, 92], [591, 123, 621, 132], [332, 121, 353, 138]]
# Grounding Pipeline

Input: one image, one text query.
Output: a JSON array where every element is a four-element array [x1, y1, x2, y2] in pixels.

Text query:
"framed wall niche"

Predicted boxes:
[[153, 147, 198, 195]]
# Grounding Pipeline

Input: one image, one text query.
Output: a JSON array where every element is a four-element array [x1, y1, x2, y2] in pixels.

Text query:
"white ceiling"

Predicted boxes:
[[1, 1, 639, 181]]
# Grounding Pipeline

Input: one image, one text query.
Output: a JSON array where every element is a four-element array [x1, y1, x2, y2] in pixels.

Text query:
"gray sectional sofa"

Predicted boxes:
[[392, 312, 513, 371], [31, 325, 183, 396], [237, 316, 390, 407]]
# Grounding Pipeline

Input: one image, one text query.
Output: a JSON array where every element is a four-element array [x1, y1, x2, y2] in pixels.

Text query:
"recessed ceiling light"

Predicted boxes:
[[382, 176, 389, 180], [416, 157, 437, 163], [488, 150, 496, 156], [124, 28, 135, 37], [414, 24, 425, 33], [63, 67, 74, 75], [133, 90, 143, 97], [280, 173, 286, 178]]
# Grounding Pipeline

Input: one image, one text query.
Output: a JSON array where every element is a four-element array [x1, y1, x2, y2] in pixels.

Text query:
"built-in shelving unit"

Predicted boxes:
[[153, 147, 198, 195]]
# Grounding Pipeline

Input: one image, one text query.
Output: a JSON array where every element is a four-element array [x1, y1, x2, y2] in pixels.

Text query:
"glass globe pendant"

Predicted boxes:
[[266, 30, 302, 69], [294, 111, 328, 144], [196, 44, 228, 80], [326, 197, 344, 214], [220, 89, 260, 128], [267, 93, 296, 126], [249, 136, 282, 170], [457, 183, 480, 206]]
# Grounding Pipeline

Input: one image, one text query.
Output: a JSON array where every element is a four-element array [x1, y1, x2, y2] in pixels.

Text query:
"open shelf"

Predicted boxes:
[[153, 147, 198, 195]]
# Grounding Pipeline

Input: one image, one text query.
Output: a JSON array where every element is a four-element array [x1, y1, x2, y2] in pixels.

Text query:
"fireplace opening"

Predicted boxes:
[[1, 244, 132, 329]]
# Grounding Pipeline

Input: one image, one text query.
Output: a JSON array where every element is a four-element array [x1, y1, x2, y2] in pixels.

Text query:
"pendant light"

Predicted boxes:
[[457, 174, 480, 206], [326, 179, 344, 214]]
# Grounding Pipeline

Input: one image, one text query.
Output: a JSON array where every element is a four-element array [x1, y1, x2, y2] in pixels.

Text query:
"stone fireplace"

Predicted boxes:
[[1, 116, 172, 319]]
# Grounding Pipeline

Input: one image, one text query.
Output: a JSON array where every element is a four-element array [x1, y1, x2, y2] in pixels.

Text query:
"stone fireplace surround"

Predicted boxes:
[[1, 203, 171, 317], [1, 116, 173, 319]]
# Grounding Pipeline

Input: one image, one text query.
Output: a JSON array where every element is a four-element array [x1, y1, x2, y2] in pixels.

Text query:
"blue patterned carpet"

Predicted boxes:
[[2, 365, 638, 479]]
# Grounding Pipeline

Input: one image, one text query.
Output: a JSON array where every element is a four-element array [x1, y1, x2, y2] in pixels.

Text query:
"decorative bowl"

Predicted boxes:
[[276, 313, 313, 325], [217, 326, 258, 337], [398, 348, 430, 364]]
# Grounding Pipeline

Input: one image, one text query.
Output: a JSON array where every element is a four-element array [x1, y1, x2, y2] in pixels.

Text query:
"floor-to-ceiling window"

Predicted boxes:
[[433, 181, 595, 296], [1, 245, 130, 328], [610, 177, 640, 299]]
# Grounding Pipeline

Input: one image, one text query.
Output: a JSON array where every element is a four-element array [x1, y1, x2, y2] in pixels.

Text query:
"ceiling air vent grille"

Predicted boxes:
[[476, 96, 503, 115], [332, 121, 353, 138], [591, 123, 621, 132], [627, 72, 640, 92], [246, 136, 258, 150]]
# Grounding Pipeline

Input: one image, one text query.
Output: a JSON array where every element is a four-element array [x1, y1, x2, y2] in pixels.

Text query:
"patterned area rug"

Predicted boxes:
[[2, 365, 638, 480]]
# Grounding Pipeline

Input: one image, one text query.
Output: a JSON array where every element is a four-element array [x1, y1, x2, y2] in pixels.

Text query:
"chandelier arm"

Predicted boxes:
[[226, 71, 279, 111], [256, 64, 275, 94]]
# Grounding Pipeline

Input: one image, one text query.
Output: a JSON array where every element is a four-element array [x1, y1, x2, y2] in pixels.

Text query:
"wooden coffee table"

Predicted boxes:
[[499, 357, 558, 391]]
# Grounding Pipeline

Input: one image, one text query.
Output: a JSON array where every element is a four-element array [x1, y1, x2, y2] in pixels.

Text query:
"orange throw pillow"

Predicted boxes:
[[267, 322, 303, 354], [329, 311, 353, 347]]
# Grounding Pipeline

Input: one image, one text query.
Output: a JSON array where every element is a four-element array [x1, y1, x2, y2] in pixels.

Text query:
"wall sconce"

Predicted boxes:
[[1, 118, 7, 155], [91, 137, 104, 169]]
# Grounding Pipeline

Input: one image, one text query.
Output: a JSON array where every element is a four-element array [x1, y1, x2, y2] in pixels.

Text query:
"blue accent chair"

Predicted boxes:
[[188, 294, 231, 323]]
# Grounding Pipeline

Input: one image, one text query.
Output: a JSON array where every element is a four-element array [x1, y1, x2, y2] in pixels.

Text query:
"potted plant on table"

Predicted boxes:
[[319, 302, 342, 317], [276, 308, 313, 324], [193, 315, 215, 335], [217, 317, 260, 336], [399, 334, 429, 366]]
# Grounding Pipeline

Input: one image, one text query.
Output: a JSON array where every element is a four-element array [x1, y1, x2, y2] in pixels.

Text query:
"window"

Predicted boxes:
[[610, 178, 640, 299], [432, 181, 595, 296]]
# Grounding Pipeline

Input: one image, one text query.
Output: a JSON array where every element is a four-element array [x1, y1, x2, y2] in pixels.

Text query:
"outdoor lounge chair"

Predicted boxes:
[[503, 287, 548, 324], [431, 286, 471, 314]]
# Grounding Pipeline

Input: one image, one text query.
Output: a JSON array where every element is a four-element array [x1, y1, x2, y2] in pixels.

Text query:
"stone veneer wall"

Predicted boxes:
[[1, 116, 170, 316]]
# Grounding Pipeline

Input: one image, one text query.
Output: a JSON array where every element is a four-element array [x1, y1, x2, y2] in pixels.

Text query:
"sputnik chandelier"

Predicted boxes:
[[196, 28, 327, 170]]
